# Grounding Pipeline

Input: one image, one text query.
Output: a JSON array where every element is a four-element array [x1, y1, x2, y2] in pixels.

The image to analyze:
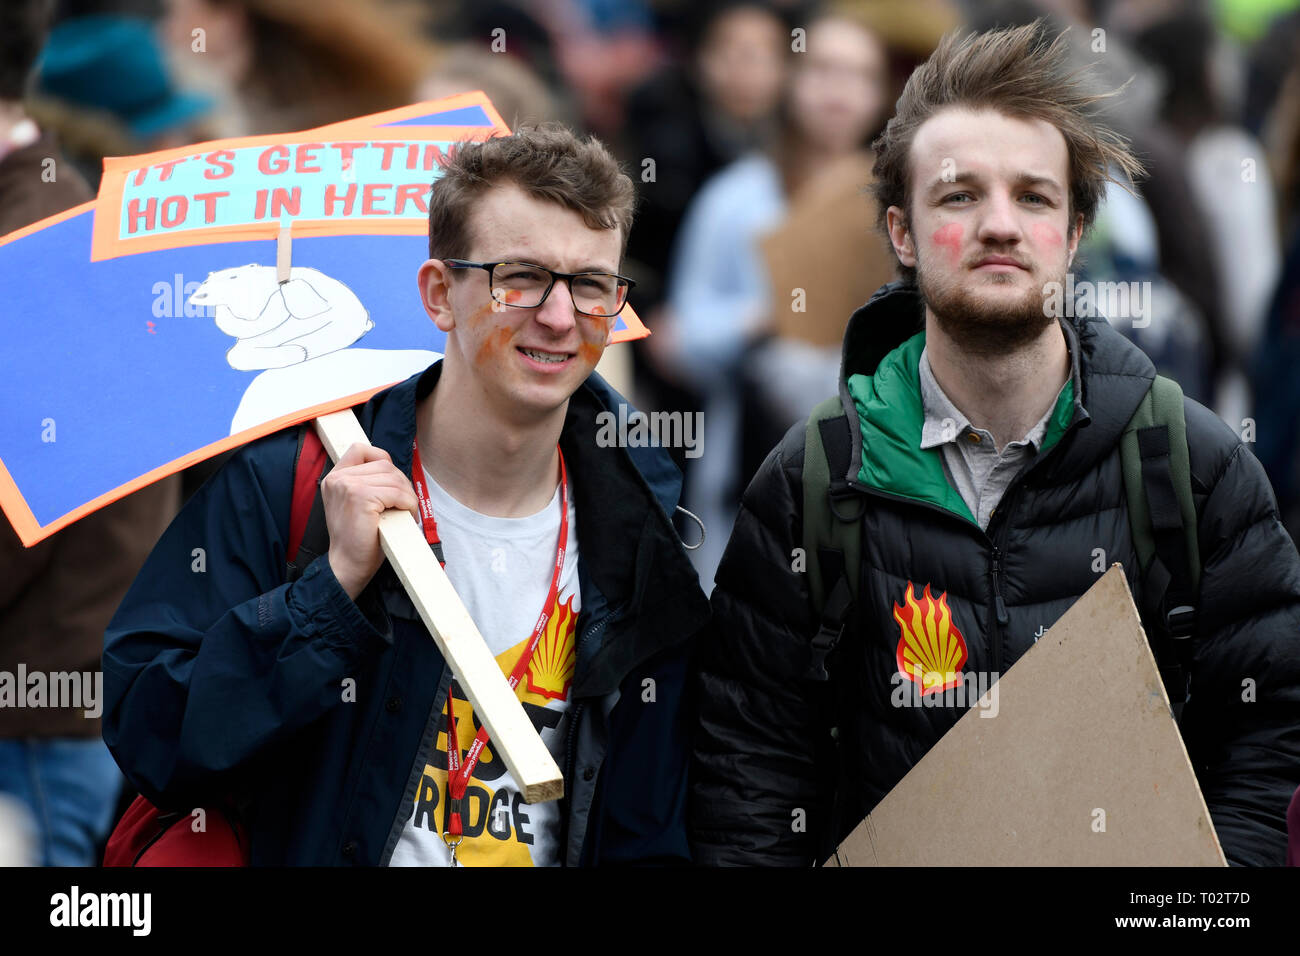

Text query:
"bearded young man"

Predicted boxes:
[[690, 22, 1300, 866], [104, 125, 709, 866]]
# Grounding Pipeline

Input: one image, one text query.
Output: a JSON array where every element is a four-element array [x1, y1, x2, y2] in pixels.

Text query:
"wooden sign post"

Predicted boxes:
[[313, 410, 564, 804], [826, 566, 1225, 865]]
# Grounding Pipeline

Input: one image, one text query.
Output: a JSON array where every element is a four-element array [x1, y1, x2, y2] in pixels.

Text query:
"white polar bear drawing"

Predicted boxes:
[[190, 263, 374, 370], [189, 263, 440, 435]]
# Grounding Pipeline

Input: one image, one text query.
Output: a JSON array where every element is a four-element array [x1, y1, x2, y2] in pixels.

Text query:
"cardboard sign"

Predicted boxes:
[[826, 566, 1226, 866], [759, 151, 895, 348], [0, 92, 647, 546]]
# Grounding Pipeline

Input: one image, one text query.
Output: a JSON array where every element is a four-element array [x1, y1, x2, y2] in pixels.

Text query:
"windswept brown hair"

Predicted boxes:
[[870, 19, 1146, 282], [427, 123, 635, 262]]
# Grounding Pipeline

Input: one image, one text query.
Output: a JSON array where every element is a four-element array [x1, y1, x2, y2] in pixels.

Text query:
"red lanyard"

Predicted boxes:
[[410, 438, 569, 854]]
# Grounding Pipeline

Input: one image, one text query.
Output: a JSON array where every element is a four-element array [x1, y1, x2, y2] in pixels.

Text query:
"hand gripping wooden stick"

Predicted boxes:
[[312, 408, 565, 804]]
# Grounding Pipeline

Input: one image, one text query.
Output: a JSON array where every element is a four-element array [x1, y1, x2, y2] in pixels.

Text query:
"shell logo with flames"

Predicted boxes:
[[525, 594, 577, 701], [893, 582, 969, 693]]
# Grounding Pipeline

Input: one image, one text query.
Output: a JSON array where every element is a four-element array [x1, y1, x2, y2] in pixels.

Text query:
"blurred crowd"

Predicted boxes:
[[2, 0, 1300, 864]]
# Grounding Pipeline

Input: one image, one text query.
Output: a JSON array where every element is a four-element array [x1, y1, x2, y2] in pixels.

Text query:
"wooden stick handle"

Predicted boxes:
[[312, 409, 564, 804], [276, 221, 292, 284]]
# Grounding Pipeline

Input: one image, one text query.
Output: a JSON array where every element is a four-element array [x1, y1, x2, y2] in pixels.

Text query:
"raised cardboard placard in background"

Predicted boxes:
[[826, 566, 1226, 866], [759, 152, 895, 349]]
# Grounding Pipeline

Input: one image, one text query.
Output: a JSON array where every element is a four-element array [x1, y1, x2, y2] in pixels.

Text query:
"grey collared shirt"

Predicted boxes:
[[919, 348, 1067, 529]]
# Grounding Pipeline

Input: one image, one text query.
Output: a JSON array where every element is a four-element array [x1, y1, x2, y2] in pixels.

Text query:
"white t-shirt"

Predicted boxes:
[[388, 465, 579, 867]]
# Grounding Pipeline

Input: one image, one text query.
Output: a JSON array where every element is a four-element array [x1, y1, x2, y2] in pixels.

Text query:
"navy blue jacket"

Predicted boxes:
[[103, 361, 710, 865]]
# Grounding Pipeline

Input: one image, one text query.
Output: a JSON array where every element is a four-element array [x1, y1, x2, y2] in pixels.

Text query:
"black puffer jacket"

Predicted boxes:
[[690, 282, 1300, 866]]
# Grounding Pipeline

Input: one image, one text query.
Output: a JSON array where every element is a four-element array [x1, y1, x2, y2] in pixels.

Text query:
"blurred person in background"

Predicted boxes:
[[1249, 18, 1300, 544], [158, 0, 434, 137], [1132, 8, 1282, 426], [1242, 4, 1300, 139], [618, 0, 792, 461], [654, 5, 890, 590], [1257, 13, 1300, 234], [28, 11, 216, 190], [0, 793, 37, 866], [419, 41, 564, 131], [620, 1, 792, 312], [530, 0, 665, 137], [0, 0, 181, 866], [423, 0, 581, 127]]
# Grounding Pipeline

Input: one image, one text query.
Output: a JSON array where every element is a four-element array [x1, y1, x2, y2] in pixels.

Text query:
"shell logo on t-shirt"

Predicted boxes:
[[396, 586, 579, 866], [526, 594, 577, 701]]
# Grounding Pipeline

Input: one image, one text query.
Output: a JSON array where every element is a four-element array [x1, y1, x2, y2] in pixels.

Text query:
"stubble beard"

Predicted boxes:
[[916, 247, 1065, 358]]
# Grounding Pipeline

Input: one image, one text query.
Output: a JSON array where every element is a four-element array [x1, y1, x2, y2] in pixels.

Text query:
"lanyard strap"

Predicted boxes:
[[411, 439, 447, 566], [411, 439, 569, 842]]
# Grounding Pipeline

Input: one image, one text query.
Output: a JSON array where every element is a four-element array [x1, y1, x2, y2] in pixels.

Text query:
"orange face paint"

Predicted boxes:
[[475, 325, 514, 365], [467, 301, 495, 325], [577, 341, 603, 365], [503, 288, 523, 304]]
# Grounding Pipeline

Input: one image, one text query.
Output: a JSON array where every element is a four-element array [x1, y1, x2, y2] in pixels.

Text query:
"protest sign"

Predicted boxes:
[[826, 567, 1226, 866]]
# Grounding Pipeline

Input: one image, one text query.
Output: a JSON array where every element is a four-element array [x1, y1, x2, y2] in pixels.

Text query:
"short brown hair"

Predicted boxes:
[[427, 123, 635, 263], [870, 19, 1145, 282]]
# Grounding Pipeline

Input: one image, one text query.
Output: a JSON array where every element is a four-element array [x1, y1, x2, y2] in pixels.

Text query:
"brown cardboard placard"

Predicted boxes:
[[759, 151, 895, 348], [826, 566, 1226, 866]]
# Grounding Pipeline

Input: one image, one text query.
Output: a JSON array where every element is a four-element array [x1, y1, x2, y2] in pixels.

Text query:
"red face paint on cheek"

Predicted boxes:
[[503, 288, 523, 304], [931, 223, 963, 263], [1031, 223, 1063, 248], [577, 341, 603, 365]]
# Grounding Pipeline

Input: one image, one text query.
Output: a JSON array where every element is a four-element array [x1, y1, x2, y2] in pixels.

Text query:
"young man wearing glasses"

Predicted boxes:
[[104, 125, 710, 866]]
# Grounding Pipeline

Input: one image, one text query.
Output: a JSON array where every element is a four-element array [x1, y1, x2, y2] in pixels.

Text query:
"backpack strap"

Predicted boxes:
[[286, 425, 333, 582], [1120, 375, 1201, 714], [803, 396, 866, 681]]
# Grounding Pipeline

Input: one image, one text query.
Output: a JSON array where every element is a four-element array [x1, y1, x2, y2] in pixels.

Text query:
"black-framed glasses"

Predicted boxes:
[[444, 259, 635, 317]]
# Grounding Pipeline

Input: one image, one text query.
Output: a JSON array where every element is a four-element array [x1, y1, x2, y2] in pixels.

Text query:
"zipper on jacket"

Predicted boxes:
[[564, 614, 612, 783], [984, 469, 1031, 678], [988, 545, 1009, 675]]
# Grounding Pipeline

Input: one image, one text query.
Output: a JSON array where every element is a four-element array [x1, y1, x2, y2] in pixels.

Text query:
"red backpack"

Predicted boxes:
[[103, 797, 250, 867], [103, 427, 331, 866]]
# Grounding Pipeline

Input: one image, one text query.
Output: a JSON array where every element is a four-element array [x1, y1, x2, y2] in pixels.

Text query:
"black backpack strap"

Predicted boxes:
[[1136, 426, 1196, 709], [806, 552, 851, 681], [1121, 376, 1200, 717], [802, 397, 866, 681]]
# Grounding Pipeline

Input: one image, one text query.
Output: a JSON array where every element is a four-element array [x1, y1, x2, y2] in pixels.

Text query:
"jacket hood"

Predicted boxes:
[[834, 281, 1159, 513]]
